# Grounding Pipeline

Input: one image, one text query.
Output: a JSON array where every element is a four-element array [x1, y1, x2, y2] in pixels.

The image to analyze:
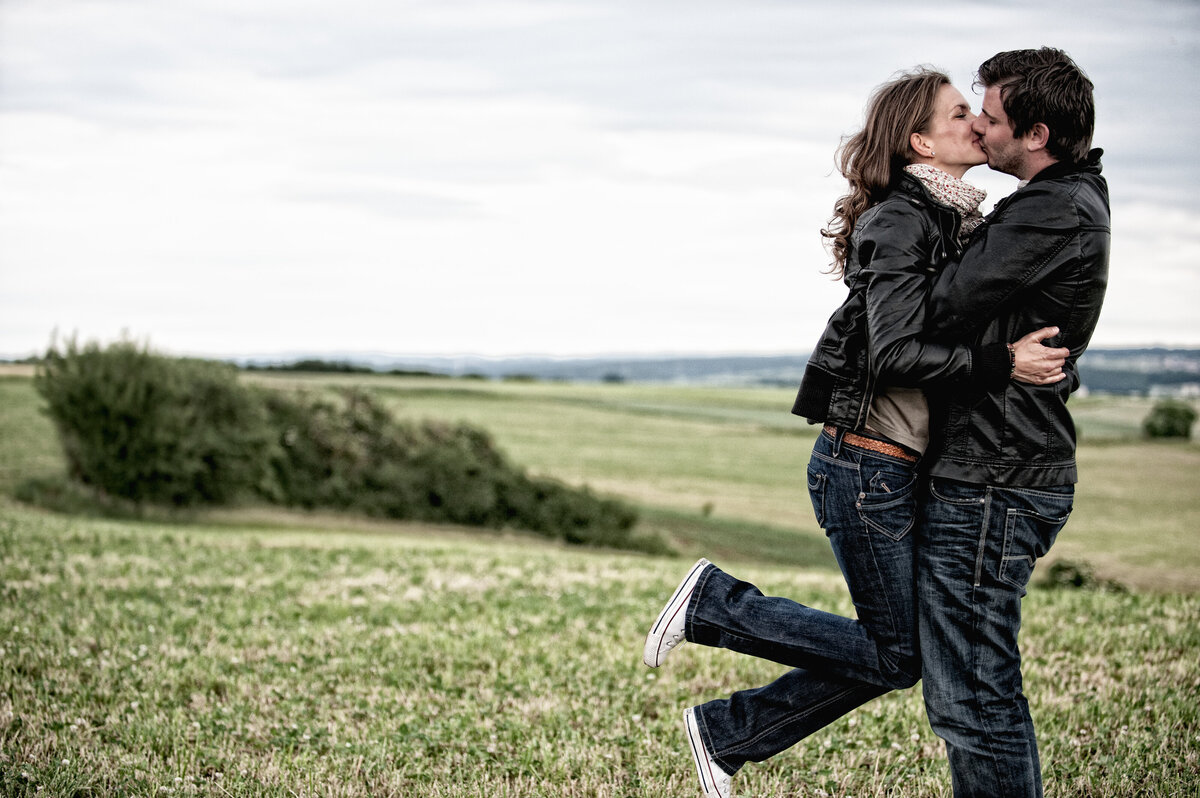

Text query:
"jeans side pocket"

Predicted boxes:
[[807, 468, 826, 530], [999, 506, 1072, 594]]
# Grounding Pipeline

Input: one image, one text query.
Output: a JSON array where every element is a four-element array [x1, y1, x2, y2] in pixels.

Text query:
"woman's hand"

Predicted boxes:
[[1011, 327, 1069, 385]]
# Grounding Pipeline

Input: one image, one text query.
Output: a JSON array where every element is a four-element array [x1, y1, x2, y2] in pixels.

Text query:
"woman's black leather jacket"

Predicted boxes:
[[792, 171, 1010, 431]]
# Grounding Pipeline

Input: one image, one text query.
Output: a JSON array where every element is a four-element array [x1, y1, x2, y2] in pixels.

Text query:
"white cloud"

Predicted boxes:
[[1, 0, 1198, 357]]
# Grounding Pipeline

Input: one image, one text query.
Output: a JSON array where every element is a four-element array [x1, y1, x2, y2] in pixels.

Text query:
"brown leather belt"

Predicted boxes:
[[823, 425, 919, 463]]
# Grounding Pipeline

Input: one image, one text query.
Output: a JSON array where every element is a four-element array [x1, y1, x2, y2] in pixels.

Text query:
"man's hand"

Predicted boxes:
[[1011, 327, 1069, 385]]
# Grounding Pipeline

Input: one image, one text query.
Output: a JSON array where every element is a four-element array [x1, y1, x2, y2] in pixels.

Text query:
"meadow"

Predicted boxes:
[[1, 371, 1198, 796], [237, 372, 1200, 592]]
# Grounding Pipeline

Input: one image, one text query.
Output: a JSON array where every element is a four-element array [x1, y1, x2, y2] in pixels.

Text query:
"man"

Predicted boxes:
[[918, 48, 1110, 797]]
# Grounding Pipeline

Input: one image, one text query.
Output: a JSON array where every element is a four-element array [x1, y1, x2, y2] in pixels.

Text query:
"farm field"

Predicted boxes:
[[242, 372, 1200, 593], [6, 371, 1200, 589], [1, 371, 1199, 796], [2, 501, 1198, 797]]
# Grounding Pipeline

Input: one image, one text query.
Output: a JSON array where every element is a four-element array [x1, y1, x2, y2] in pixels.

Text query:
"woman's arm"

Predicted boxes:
[[858, 204, 981, 388]]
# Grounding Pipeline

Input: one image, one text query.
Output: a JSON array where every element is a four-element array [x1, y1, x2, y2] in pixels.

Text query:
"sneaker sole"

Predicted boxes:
[[642, 558, 710, 667], [685, 707, 728, 798]]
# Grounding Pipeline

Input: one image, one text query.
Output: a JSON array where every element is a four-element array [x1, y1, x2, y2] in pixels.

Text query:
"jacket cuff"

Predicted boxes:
[[793, 362, 835, 421], [970, 342, 1012, 389]]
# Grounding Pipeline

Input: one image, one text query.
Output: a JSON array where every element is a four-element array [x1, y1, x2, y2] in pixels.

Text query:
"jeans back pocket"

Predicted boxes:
[[1000, 505, 1072, 594], [856, 468, 917, 541]]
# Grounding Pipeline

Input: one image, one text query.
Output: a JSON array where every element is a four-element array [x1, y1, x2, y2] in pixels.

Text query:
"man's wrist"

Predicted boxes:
[[970, 342, 1015, 388]]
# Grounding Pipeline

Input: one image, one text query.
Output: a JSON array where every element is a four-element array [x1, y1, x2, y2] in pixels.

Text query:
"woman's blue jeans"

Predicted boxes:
[[687, 428, 921, 774]]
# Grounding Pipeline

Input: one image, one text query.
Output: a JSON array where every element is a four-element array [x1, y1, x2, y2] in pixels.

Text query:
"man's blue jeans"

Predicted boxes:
[[687, 429, 921, 774], [918, 477, 1073, 798]]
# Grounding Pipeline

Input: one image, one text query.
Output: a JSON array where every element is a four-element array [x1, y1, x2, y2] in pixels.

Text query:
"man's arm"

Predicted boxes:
[[863, 203, 1066, 390], [1011, 327, 1069, 386], [926, 182, 1081, 339]]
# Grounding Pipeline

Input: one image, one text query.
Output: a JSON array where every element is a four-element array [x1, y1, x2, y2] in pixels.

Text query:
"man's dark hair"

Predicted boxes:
[[976, 47, 1095, 164]]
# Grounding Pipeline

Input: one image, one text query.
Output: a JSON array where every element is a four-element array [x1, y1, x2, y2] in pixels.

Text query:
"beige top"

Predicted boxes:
[[866, 387, 929, 455]]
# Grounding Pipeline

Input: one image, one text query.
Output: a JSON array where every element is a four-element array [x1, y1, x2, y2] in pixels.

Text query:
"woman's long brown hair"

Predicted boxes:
[[821, 68, 949, 277]]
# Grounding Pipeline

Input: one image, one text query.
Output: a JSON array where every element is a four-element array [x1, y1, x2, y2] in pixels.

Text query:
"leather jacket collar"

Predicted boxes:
[[1028, 148, 1104, 185]]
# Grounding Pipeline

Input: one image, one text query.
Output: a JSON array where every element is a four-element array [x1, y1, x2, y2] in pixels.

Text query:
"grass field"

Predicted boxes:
[[2, 372, 1199, 796], [238, 372, 1200, 592]]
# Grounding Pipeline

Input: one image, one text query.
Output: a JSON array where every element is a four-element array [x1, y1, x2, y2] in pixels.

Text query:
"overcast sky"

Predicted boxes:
[[2, 0, 1198, 360]]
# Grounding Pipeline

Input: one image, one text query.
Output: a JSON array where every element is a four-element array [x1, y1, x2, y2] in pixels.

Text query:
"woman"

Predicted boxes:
[[640, 68, 1064, 798]]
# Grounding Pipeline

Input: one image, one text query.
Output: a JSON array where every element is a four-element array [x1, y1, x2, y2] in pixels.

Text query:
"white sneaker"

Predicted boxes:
[[642, 558, 710, 668], [684, 707, 733, 798]]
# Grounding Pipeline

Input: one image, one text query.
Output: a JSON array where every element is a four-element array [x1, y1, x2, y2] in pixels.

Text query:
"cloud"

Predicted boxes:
[[1, 0, 1198, 357], [281, 183, 484, 219]]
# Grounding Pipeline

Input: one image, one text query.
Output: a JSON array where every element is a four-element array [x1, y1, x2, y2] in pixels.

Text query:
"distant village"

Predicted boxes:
[[228, 347, 1200, 399]]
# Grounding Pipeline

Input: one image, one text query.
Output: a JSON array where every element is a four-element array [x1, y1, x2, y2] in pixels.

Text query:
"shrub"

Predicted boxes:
[[1142, 399, 1197, 439], [1043, 559, 1126, 593], [260, 390, 504, 523], [33, 339, 646, 549], [260, 390, 642, 548], [35, 337, 271, 506]]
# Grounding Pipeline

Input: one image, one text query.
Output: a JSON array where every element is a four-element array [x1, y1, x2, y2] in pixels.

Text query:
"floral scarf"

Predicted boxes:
[[903, 163, 987, 242]]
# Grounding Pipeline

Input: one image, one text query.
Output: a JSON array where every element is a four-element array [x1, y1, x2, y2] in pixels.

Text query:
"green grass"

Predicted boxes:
[[245, 373, 818, 530], [243, 374, 1200, 591], [4, 373, 1199, 587], [0, 377, 64, 496], [1, 503, 1197, 797], [1, 371, 1199, 795]]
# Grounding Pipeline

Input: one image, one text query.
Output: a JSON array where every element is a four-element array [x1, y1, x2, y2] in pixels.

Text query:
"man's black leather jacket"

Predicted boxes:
[[792, 171, 1011, 434], [923, 151, 1110, 486]]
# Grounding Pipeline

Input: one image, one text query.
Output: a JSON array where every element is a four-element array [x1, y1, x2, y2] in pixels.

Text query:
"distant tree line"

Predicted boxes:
[[12, 350, 1200, 395], [32, 338, 659, 552], [1075, 366, 1200, 395], [244, 359, 447, 378]]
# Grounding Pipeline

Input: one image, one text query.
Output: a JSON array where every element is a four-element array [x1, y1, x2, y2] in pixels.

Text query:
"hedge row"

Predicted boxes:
[[35, 339, 652, 551]]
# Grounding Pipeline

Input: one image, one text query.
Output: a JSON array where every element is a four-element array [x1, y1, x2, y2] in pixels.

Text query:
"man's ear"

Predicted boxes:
[[1024, 122, 1051, 153]]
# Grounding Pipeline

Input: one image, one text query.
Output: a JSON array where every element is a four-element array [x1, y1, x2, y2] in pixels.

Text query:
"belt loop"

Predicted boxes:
[[831, 426, 844, 457]]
